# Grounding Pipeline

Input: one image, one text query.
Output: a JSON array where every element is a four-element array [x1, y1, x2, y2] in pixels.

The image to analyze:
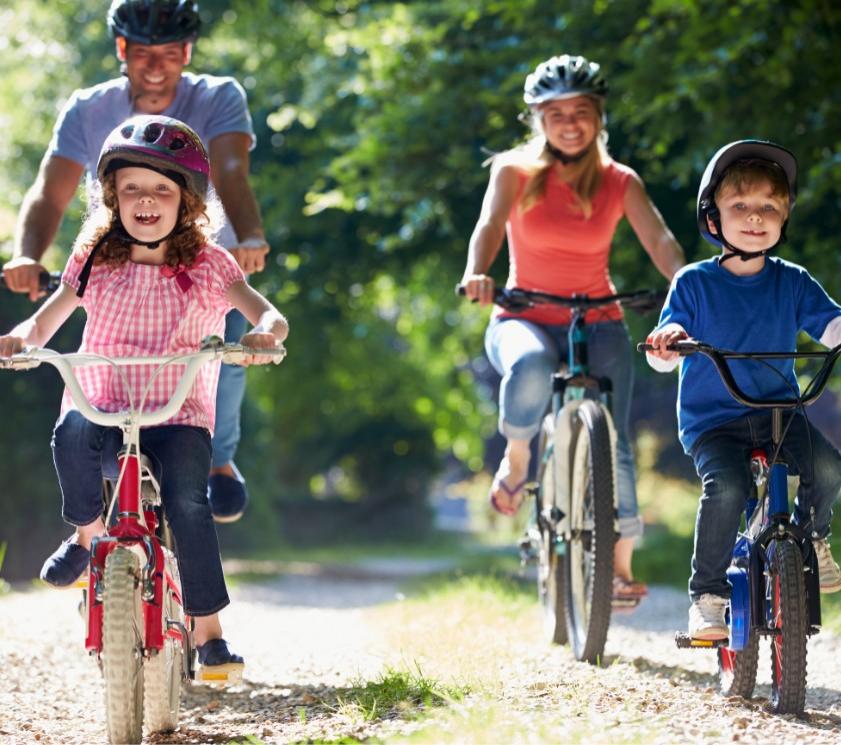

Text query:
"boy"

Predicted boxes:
[[646, 140, 841, 640]]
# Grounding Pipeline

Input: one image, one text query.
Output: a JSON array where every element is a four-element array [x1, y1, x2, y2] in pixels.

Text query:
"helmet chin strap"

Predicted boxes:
[[546, 141, 591, 165], [711, 209, 788, 265]]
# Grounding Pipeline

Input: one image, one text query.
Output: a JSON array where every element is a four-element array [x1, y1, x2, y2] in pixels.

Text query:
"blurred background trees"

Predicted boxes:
[[1, 0, 839, 577]]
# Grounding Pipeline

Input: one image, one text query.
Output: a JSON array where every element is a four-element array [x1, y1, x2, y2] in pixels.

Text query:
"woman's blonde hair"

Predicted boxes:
[[72, 169, 220, 269], [500, 96, 609, 218]]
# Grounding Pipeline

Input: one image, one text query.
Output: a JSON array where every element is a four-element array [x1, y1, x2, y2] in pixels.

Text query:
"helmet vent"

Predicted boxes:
[[169, 137, 185, 150], [120, 125, 135, 139], [143, 123, 163, 142]]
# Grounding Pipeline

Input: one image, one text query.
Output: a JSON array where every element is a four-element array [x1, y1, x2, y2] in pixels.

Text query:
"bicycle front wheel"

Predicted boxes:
[[564, 400, 615, 664], [768, 538, 808, 714], [103, 547, 145, 744], [536, 414, 567, 645], [144, 546, 183, 734]]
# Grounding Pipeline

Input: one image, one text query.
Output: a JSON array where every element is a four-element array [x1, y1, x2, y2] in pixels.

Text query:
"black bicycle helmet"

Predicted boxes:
[[697, 140, 797, 254], [523, 54, 608, 107], [108, 0, 201, 45]]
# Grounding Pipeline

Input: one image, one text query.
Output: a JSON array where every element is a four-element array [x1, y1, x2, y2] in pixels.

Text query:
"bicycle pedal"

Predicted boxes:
[[674, 631, 728, 649], [195, 663, 244, 686]]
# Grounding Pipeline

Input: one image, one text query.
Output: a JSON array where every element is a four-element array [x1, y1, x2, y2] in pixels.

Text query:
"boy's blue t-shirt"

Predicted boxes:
[[657, 257, 841, 453], [46, 72, 254, 250]]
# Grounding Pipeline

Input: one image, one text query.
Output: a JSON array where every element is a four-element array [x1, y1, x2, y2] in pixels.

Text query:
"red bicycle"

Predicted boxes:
[[0, 338, 284, 743]]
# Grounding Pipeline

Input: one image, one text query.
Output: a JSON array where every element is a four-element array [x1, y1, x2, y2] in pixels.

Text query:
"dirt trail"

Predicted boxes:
[[2, 565, 841, 744]]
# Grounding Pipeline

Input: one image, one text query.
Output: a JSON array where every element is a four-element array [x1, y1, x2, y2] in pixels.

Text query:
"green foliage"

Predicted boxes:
[[1, 1, 840, 573]]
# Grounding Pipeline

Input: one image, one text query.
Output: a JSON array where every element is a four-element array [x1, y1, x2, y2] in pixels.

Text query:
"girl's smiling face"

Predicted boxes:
[[711, 178, 788, 253], [538, 95, 600, 156], [115, 166, 182, 245]]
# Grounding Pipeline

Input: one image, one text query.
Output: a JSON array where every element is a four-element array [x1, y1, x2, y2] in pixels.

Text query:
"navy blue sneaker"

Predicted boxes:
[[40, 538, 90, 587], [208, 463, 249, 523], [196, 638, 245, 685]]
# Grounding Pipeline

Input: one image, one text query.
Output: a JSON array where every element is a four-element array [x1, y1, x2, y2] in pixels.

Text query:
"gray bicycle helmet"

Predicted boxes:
[[108, 0, 201, 45], [697, 140, 797, 249], [523, 54, 608, 107]]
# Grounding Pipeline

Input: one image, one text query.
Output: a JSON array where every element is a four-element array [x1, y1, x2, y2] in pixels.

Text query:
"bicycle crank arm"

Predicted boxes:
[[674, 632, 729, 649]]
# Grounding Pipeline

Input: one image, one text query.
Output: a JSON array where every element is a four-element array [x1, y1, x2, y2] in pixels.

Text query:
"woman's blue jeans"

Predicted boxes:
[[688, 411, 841, 599], [485, 317, 641, 538], [52, 410, 230, 616]]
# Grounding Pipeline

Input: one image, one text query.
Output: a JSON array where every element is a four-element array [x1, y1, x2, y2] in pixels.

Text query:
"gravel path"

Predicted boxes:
[[2, 566, 841, 744]]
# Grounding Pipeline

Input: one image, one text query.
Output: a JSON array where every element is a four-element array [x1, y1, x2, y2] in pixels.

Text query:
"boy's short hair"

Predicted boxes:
[[715, 159, 791, 215]]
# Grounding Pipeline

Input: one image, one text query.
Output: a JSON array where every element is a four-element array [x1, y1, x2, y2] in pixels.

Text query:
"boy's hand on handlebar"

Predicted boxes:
[[238, 331, 283, 365], [646, 324, 689, 361], [0, 335, 25, 359], [461, 274, 495, 306], [2, 257, 48, 301]]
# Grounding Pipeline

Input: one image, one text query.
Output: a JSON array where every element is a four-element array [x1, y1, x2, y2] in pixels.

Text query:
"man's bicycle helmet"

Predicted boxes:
[[697, 140, 797, 257], [97, 115, 210, 197], [523, 54, 608, 107], [107, 0, 201, 45]]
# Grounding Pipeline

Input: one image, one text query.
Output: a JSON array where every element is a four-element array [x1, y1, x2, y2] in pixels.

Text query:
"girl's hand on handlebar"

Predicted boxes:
[[646, 324, 689, 361], [238, 331, 283, 366], [461, 274, 495, 306], [0, 335, 25, 359]]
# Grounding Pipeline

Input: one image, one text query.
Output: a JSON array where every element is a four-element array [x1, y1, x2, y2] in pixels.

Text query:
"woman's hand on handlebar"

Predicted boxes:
[[645, 323, 689, 362], [461, 274, 496, 306]]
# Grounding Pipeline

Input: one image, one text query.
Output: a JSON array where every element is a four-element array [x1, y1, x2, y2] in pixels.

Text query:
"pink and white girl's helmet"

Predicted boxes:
[[97, 115, 209, 197]]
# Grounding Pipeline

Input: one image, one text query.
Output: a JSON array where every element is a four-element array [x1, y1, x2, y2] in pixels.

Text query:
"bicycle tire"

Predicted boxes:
[[103, 547, 145, 744], [563, 400, 615, 664], [143, 547, 183, 734], [718, 631, 759, 699], [768, 538, 808, 714], [536, 414, 567, 645]]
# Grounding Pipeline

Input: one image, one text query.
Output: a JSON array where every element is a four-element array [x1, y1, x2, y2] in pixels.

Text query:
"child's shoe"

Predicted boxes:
[[208, 463, 249, 523], [39, 538, 90, 587], [813, 538, 841, 593], [688, 594, 728, 641], [196, 638, 245, 685]]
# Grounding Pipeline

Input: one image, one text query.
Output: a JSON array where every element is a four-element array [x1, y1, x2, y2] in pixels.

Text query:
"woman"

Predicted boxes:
[[461, 54, 684, 602]]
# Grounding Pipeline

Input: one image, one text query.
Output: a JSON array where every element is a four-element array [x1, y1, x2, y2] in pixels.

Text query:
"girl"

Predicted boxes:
[[0, 115, 288, 675], [461, 54, 684, 605]]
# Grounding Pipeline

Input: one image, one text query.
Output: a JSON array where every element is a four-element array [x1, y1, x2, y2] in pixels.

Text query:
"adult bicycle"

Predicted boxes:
[[0, 338, 285, 743], [637, 339, 840, 714], [461, 285, 663, 664]]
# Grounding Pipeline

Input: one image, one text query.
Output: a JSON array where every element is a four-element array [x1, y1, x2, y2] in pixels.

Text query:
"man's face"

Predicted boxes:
[[117, 37, 191, 111]]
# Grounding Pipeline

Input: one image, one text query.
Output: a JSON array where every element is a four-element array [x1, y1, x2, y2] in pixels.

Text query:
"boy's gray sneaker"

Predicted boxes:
[[813, 538, 841, 593], [688, 594, 729, 641]]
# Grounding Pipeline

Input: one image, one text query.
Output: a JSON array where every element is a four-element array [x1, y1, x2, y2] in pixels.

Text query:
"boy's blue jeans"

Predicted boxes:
[[484, 317, 641, 538], [52, 410, 230, 617], [211, 309, 247, 469], [689, 411, 841, 600]]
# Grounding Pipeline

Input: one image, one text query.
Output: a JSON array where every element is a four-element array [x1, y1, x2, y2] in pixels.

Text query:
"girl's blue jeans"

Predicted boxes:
[[484, 317, 641, 538], [688, 411, 841, 599], [52, 410, 229, 616]]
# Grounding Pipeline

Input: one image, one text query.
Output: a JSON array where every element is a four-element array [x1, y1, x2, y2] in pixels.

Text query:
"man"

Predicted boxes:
[[2, 0, 269, 522]]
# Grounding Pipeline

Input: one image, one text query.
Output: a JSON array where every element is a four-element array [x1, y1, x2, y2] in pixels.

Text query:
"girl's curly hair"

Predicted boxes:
[[72, 170, 218, 269]]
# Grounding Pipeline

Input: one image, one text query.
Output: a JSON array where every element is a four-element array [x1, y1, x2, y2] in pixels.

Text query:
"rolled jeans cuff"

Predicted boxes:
[[618, 515, 644, 539], [500, 417, 542, 441]]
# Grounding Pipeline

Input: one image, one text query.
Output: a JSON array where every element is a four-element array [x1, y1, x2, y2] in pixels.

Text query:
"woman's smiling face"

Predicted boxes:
[[538, 95, 600, 156], [115, 166, 182, 244]]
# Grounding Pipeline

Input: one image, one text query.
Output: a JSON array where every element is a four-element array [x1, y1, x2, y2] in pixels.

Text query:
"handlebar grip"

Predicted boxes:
[[0, 271, 61, 294], [455, 284, 466, 296]]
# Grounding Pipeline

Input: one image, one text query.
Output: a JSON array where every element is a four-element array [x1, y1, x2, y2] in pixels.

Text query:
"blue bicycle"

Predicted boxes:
[[638, 339, 840, 714]]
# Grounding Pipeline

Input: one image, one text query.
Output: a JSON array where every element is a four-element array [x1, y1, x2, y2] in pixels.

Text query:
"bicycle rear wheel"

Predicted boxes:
[[103, 547, 145, 744], [536, 414, 567, 645], [144, 546, 183, 734], [768, 538, 808, 714], [564, 400, 615, 664]]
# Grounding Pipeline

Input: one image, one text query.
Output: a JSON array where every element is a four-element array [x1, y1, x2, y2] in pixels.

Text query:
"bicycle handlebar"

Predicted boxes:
[[0, 271, 62, 294], [0, 338, 286, 427], [456, 284, 666, 314], [637, 340, 841, 409]]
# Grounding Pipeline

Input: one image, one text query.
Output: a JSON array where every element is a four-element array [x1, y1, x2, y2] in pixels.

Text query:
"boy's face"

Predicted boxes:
[[708, 178, 788, 253]]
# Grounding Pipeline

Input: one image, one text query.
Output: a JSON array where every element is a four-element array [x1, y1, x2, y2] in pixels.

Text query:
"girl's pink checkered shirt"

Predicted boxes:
[[60, 243, 244, 433]]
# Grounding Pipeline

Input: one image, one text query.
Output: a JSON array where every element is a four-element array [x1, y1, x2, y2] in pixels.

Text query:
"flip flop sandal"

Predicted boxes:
[[489, 477, 528, 516], [611, 576, 648, 611]]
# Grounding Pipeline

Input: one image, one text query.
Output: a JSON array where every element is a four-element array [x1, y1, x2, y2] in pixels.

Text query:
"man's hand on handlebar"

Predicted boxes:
[[2, 257, 48, 301], [645, 323, 690, 362], [460, 274, 496, 306]]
